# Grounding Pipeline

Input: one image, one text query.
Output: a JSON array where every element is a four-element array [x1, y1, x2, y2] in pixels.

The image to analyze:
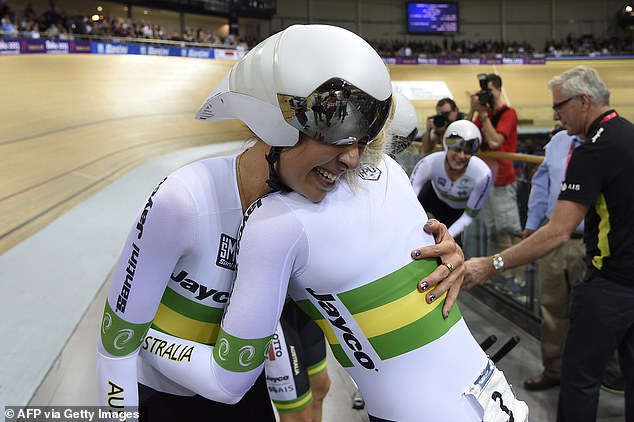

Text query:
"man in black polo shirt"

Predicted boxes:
[[459, 65, 634, 421]]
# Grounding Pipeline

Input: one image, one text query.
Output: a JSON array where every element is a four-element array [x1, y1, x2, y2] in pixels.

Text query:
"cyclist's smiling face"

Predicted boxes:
[[446, 148, 471, 172], [278, 135, 365, 203]]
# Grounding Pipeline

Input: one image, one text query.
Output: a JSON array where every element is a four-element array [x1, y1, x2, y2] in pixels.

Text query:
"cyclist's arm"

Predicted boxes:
[[410, 155, 434, 196], [448, 163, 492, 237], [142, 196, 307, 403], [96, 177, 198, 408]]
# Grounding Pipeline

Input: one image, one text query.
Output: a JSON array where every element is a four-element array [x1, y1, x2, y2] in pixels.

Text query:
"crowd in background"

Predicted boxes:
[[544, 32, 634, 57], [370, 34, 634, 58], [371, 37, 538, 58], [1, 0, 633, 56], [0, 1, 258, 48]]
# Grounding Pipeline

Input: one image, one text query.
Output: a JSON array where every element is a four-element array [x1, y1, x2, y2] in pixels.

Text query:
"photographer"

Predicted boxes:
[[468, 73, 522, 287], [421, 98, 466, 155]]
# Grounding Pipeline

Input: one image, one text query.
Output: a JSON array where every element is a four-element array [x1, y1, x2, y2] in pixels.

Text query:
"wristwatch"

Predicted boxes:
[[480, 114, 489, 122], [492, 253, 505, 272]]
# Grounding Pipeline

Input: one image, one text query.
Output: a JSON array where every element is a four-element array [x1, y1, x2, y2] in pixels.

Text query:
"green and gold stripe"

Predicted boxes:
[[465, 208, 479, 218], [592, 193, 611, 270], [296, 258, 461, 367], [439, 191, 468, 202], [151, 287, 224, 345], [273, 390, 313, 414], [307, 357, 328, 377]]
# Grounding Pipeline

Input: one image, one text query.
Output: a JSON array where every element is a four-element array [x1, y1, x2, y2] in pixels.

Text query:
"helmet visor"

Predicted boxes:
[[445, 133, 479, 155], [277, 78, 392, 146], [390, 127, 419, 155]]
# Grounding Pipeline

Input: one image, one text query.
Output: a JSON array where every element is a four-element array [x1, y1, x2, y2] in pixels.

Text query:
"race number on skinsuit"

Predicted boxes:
[[464, 360, 529, 422]]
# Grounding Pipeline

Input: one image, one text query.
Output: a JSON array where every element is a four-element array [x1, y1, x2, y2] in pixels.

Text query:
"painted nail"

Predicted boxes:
[[444, 311, 449, 319], [414, 250, 421, 257], [428, 293, 436, 302], [420, 281, 429, 291]]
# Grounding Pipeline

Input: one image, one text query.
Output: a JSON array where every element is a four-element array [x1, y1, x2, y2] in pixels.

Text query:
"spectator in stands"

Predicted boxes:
[[26, 21, 39, 39], [1, 14, 16, 38], [5, 0, 632, 57]]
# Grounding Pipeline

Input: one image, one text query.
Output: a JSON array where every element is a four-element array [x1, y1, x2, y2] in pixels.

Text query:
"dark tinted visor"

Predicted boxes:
[[277, 78, 392, 146], [445, 134, 479, 155]]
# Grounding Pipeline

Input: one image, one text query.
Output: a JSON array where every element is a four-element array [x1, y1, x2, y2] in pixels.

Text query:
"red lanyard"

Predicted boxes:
[[567, 112, 617, 171], [599, 111, 618, 124], [565, 139, 577, 171], [566, 141, 575, 169]]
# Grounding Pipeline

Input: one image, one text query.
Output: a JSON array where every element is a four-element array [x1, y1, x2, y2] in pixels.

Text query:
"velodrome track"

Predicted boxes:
[[0, 53, 631, 415]]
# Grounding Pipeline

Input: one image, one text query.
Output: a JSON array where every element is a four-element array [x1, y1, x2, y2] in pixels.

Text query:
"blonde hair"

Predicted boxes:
[[344, 127, 388, 187]]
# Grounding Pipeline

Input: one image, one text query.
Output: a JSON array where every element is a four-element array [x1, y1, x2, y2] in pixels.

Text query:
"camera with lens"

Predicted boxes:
[[476, 73, 495, 110], [432, 112, 450, 129]]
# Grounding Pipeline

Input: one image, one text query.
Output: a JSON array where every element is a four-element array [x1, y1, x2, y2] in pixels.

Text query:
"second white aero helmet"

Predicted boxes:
[[195, 24, 393, 147], [387, 91, 419, 156], [442, 120, 482, 155]]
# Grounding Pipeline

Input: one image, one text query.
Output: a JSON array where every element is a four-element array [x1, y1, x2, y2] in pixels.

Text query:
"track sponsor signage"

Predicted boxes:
[[213, 48, 246, 60], [6, 39, 619, 65], [0, 39, 91, 54], [0, 39, 20, 54], [382, 56, 547, 65]]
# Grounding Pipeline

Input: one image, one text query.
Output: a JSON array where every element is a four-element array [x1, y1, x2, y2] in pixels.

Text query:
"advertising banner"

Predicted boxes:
[[0, 39, 21, 55]]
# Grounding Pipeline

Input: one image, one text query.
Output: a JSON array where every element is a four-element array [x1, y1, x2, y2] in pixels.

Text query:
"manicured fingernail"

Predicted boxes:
[[413, 250, 421, 257], [420, 281, 429, 291], [428, 293, 436, 302], [444, 311, 449, 319]]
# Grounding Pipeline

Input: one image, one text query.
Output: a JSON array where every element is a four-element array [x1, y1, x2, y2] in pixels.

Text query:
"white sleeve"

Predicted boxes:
[[139, 321, 285, 404], [451, 160, 491, 237], [409, 156, 433, 196], [96, 350, 140, 413], [212, 195, 308, 399], [138, 328, 243, 404], [448, 213, 473, 237], [96, 176, 198, 406], [143, 195, 308, 403], [465, 163, 492, 215]]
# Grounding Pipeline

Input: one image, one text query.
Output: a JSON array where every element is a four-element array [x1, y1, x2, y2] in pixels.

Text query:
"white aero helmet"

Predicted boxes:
[[387, 91, 419, 155], [195, 24, 392, 147], [442, 120, 482, 155]]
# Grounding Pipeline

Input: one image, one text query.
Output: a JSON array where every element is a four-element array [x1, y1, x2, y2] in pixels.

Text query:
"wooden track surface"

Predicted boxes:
[[1, 54, 633, 253], [0, 54, 251, 253]]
